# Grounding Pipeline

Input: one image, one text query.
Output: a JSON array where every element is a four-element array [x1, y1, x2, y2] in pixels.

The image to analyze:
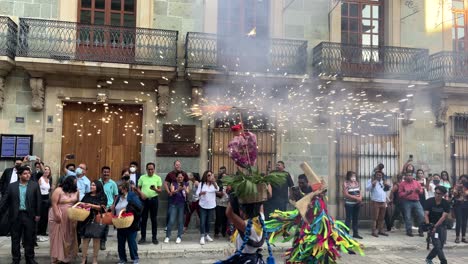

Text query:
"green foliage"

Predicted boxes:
[[222, 167, 287, 199]]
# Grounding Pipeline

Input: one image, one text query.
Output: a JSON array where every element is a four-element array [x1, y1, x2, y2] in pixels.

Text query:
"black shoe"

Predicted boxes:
[[26, 260, 38, 264], [418, 232, 424, 237], [406, 232, 414, 237], [152, 238, 159, 245], [138, 238, 146, 244], [100, 241, 106, 250], [353, 234, 363, 239], [378, 232, 389, 237]]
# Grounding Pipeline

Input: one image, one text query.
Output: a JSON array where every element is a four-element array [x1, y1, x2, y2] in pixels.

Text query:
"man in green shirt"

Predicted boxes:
[[99, 166, 118, 250], [138, 162, 162, 245]]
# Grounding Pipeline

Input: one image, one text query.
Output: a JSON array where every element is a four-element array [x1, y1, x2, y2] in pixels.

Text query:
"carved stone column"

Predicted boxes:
[[30, 78, 45, 111], [0, 77, 5, 110], [434, 96, 448, 127], [157, 85, 170, 116]]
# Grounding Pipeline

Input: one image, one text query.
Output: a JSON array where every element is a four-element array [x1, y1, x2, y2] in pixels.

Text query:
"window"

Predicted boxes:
[[78, 0, 136, 27], [341, 0, 383, 47], [217, 0, 270, 37], [452, 0, 467, 52], [452, 114, 468, 178]]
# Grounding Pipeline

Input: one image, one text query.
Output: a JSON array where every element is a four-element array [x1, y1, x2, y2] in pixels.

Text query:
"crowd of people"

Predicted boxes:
[[0, 154, 295, 264], [342, 160, 468, 264]]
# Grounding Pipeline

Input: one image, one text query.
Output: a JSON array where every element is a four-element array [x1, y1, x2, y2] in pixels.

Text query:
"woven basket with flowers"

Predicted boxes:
[[112, 209, 134, 229], [67, 202, 91, 222]]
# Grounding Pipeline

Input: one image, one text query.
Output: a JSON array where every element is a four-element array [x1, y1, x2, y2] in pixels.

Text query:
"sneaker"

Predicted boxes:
[[133, 260, 139, 264], [205, 234, 214, 242], [455, 237, 460, 243], [164, 226, 167, 231], [37, 236, 48, 242], [164, 237, 169, 243], [425, 258, 434, 264], [200, 236, 205, 245], [138, 238, 146, 244], [176, 237, 181, 244]]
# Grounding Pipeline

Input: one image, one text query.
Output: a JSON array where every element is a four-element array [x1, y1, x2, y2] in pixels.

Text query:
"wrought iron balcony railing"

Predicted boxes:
[[429, 51, 468, 83], [0, 16, 18, 60], [185, 32, 308, 75], [17, 18, 178, 67], [312, 42, 429, 80]]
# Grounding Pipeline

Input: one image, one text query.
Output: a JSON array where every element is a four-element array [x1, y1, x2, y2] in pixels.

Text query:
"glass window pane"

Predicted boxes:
[[94, 11, 105, 25], [342, 3, 348, 16], [362, 5, 371, 18], [349, 3, 358, 17], [80, 10, 91, 24], [372, 6, 380, 19], [124, 14, 135, 27], [341, 32, 348, 43], [458, 28, 465, 40], [112, 0, 121, 11], [341, 19, 349, 31], [349, 33, 358, 44], [453, 1, 464, 9], [372, 20, 379, 33], [362, 34, 371, 45], [459, 41, 465, 51], [81, 0, 91, 8], [372, 34, 379, 46], [95, 0, 105, 9], [362, 19, 372, 33], [111, 13, 121, 26], [457, 14, 464, 26], [124, 0, 135, 12], [349, 18, 358, 32]]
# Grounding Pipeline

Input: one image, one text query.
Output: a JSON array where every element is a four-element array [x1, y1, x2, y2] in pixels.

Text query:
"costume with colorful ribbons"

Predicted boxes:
[[215, 216, 275, 264], [265, 196, 364, 264]]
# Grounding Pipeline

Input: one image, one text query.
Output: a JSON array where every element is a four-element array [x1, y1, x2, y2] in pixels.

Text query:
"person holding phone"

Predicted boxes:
[[343, 171, 362, 239], [196, 170, 219, 245], [137, 162, 162, 245], [399, 171, 425, 237]]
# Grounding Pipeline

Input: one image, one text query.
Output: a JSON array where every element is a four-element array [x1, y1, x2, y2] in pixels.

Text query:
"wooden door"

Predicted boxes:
[[61, 102, 143, 181]]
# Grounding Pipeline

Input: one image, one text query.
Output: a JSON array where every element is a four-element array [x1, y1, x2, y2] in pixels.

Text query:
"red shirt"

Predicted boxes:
[[398, 180, 423, 201], [165, 170, 189, 184]]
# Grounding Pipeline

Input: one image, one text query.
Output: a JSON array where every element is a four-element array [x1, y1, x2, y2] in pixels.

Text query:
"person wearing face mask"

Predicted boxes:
[[128, 162, 141, 188], [0, 158, 25, 197], [74, 164, 91, 252], [399, 171, 425, 237], [427, 175, 445, 199], [343, 171, 362, 239]]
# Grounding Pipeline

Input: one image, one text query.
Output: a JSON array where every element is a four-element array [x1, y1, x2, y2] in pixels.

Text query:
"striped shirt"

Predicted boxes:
[[344, 181, 360, 204]]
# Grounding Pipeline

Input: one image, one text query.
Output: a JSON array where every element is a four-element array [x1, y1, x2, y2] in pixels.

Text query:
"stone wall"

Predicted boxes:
[[153, 0, 204, 33], [0, 70, 45, 172], [0, 0, 59, 19]]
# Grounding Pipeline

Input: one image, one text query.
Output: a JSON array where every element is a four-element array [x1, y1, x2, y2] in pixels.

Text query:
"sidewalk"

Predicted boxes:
[[0, 228, 466, 260]]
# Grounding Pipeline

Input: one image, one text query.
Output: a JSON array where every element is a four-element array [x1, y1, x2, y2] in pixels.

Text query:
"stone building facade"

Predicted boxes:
[[0, 0, 467, 220]]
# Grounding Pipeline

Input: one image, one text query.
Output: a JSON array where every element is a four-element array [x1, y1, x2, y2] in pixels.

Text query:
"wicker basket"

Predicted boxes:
[[238, 183, 269, 204], [112, 210, 134, 229], [67, 202, 90, 222]]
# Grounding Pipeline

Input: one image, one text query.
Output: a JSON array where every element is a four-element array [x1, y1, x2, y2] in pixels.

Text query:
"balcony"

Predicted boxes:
[[185, 32, 307, 80], [15, 18, 178, 80], [312, 42, 429, 80], [429, 51, 468, 83], [0, 16, 17, 75]]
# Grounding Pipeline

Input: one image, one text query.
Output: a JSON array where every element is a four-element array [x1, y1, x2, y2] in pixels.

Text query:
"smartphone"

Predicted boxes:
[[150, 185, 155, 189], [66, 154, 75, 159], [29, 155, 37, 161], [409, 154, 413, 161]]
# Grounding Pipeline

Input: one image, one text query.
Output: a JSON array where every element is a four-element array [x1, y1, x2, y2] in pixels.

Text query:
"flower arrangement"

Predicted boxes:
[[113, 212, 134, 218], [228, 130, 257, 168]]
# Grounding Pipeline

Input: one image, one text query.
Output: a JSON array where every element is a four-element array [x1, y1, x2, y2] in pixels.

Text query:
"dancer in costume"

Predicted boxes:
[[265, 162, 364, 264]]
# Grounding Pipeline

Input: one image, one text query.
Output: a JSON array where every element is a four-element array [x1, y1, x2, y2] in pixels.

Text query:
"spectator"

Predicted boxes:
[[366, 170, 389, 237], [184, 172, 200, 232], [215, 172, 229, 238], [49, 176, 79, 263], [424, 186, 450, 264], [440, 171, 452, 190], [0, 158, 24, 196], [264, 161, 294, 220], [115, 182, 143, 264], [99, 166, 118, 250], [37, 165, 54, 240], [197, 170, 219, 245], [452, 175, 468, 243], [76, 164, 91, 202], [164, 160, 188, 230], [343, 171, 362, 239], [399, 171, 425, 237], [388, 174, 403, 231], [0, 166, 41, 264], [164, 172, 189, 244], [138, 162, 162, 245], [416, 169, 427, 205], [31, 160, 44, 182], [128, 161, 141, 187], [427, 175, 446, 199], [80, 180, 107, 264]]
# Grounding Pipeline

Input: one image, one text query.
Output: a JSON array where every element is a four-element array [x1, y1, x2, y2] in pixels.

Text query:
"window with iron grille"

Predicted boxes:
[[451, 114, 468, 178], [341, 0, 383, 47], [336, 114, 400, 220]]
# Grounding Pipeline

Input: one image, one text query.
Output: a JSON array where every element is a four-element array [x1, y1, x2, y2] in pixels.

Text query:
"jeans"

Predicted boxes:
[[401, 200, 425, 234], [344, 203, 360, 235], [117, 229, 139, 262], [454, 201, 468, 237], [141, 197, 159, 240], [370, 201, 386, 233], [166, 203, 184, 238], [215, 206, 227, 236], [427, 225, 447, 264], [199, 207, 214, 236]]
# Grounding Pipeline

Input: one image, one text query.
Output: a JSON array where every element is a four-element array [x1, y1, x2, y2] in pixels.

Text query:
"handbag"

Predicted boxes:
[[83, 218, 106, 238], [95, 206, 113, 225]]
